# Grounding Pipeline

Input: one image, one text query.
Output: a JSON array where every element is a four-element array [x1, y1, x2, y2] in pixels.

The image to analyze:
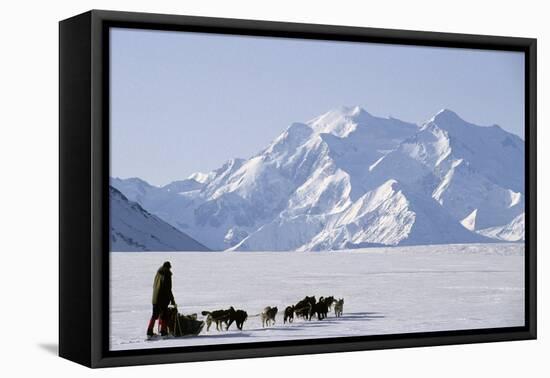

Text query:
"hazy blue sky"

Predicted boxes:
[[110, 28, 525, 186]]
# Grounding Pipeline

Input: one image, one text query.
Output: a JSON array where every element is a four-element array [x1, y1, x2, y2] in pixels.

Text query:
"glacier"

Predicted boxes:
[[111, 106, 525, 251]]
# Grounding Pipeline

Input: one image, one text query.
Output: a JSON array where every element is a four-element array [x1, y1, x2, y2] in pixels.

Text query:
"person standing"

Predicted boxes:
[[146, 261, 176, 337]]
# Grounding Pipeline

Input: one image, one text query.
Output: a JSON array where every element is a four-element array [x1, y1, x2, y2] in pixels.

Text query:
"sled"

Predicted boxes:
[[146, 306, 204, 340], [167, 307, 205, 337]]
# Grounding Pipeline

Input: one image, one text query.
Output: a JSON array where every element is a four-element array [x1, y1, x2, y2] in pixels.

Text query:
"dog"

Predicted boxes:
[[294, 296, 316, 321], [313, 297, 329, 320], [334, 298, 344, 317], [323, 296, 336, 310], [226, 308, 248, 330], [261, 306, 278, 327], [294, 302, 311, 320], [201, 307, 233, 331], [283, 305, 295, 323]]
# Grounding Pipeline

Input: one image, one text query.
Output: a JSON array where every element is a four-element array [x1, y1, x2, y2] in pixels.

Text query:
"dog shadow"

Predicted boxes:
[[288, 312, 385, 326], [323, 311, 385, 323], [240, 311, 386, 334], [236, 324, 309, 333], [334, 311, 385, 320]]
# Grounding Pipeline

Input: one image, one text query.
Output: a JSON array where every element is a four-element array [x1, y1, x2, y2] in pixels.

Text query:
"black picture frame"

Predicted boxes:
[[59, 9, 537, 368]]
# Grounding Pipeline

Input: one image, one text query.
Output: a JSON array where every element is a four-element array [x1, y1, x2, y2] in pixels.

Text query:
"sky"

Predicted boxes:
[[110, 28, 525, 186]]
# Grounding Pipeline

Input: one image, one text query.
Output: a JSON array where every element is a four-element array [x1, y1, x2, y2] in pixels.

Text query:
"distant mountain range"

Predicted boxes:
[[110, 186, 210, 252], [111, 106, 525, 251]]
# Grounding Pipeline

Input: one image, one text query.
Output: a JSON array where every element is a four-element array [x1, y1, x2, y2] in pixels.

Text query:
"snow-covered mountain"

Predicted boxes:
[[110, 186, 210, 252], [478, 213, 525, 242], [369, 109, 524, 231], [111, 106, 524, 251]]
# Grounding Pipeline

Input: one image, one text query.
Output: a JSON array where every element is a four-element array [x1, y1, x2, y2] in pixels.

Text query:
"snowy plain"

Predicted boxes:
[[110, 243, 524, 351]]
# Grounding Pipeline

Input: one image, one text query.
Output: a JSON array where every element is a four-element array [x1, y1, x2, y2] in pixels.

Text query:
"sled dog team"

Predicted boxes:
[[146, 261, 344, 337], [201, 295, 345, 332]]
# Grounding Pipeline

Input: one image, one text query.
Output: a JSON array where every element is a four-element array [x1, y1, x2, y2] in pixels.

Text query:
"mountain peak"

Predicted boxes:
[[188, 171, 213, 184], [121, 177, 150, 185], [428, 109, 512, 139], [307, 106, 374, 137], [111, 176, 155, 190], [432, 108, 462, 123], [336, 105, 371, 118], [348, 105, 368, 116], [313, 105, 372, 121]]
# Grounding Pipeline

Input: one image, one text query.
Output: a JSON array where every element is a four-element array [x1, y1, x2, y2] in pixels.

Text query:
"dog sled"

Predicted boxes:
[[147, 306, 205, 340], [167, 306, 204, 337]]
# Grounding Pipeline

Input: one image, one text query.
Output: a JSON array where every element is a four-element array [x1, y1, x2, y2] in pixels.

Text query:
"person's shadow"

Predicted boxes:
[[38, 343, 58, 355]]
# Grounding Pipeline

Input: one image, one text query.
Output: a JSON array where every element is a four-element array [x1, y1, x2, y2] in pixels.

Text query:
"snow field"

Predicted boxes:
[[110, 243, 524, 350]]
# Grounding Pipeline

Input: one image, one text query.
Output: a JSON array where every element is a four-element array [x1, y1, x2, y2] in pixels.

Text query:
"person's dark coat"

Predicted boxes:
[[152, 264, 175, 308]]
